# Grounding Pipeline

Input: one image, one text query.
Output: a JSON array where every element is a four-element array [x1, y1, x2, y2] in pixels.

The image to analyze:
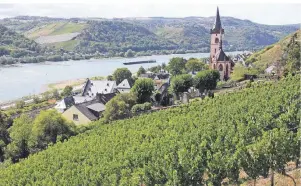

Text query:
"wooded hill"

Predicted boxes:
[[1, 16, 299, 55], [246, 29, 300, 72]]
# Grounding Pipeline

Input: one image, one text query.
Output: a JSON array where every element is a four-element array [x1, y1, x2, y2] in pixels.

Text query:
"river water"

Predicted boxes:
[[0, 52, 242, 102]]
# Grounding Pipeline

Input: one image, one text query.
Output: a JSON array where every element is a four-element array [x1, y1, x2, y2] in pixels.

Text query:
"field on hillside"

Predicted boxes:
[[0, 75, 299, 185], [26, 22, 87, 39]]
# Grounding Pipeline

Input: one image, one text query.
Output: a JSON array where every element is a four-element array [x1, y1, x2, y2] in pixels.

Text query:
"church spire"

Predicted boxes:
[[219, 29, 223, 49], [211, 7, 223, 34]]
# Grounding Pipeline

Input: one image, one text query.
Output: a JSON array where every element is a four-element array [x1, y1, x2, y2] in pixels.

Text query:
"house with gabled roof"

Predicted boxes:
[[81, 78, 117, 97], [62, 93, 116, 125], [116, 79, 131, 93]]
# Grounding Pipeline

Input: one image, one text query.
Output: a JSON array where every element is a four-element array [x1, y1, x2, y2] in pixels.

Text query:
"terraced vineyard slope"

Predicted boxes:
[[0, 75, 299, 185]]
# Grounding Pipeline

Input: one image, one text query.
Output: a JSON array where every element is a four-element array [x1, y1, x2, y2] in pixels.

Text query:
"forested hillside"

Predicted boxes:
[[75, 21, 177, 54], [1, 16, 299, 56], [0, 24, 54, 64], [0, 75, 299, 185]]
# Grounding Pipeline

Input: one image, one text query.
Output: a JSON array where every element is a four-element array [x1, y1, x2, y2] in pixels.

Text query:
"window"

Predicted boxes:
[[105, 89, 107, 92], [107, 83, 109, 86], [89, 87, 91, 91], [215, 38, 219, 43], [73, 114, 79, 121], [91, 83, 93, 86], [215, 48, 216, 53]]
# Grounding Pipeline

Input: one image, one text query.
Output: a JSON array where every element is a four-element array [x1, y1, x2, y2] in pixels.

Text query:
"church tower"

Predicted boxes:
[[209, 7, 234, 80], [210, 7, 224, 61]]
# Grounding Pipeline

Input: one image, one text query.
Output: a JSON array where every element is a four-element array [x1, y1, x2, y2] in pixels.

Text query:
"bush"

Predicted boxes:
[[131, 102, 152, 113], [15, 100, 25, 109]]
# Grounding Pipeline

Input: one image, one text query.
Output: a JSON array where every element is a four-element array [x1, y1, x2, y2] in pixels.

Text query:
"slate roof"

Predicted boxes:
[[215, 49, 230, 62], [117, 79, 131, 89], [73, 96, 94, 104], [74, 104, 98, 121], [86, 103, 106, 112], [211, 7, 223, 34], [55, 96, 75, 112], [68, 93, 117, 121], [82, 79, 117, 96]]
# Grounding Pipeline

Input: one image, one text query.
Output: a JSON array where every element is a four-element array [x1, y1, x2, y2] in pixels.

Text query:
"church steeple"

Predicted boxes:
[[219, 29, 223, 49], [211, 7, 223, 34]]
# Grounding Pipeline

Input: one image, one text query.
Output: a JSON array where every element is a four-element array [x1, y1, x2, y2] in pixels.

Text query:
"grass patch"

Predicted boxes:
[[50, 22, 87, 35], [47, 40, 79, 51]]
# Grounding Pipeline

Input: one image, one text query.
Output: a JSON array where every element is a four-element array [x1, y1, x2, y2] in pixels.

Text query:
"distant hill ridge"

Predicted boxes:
[[0, 16, 299, 55]]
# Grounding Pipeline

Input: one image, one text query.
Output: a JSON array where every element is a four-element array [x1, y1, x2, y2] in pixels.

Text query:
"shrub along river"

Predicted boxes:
[[0, 52, 242, 102]]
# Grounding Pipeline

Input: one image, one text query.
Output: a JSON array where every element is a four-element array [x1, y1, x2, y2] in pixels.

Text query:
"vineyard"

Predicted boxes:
[[0, 75, 300, 185]]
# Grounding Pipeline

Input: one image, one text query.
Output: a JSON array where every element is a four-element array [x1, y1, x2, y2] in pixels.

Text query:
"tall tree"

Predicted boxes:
[[113, 68, 132, 84], [131, 78, 154, 104], [170, 74, 193, 95], [193, 70, 220, 92], [185, 58, 205, 73], [6, 115, 33, 162], [31, 110, 76, 150], [137, 66, 146, 76], [61, 86, 73, 97], [103, 93, 137, 122], [167, 57, 186, 76], [0, 112, 11, 162], [125, 49, 134, 58]]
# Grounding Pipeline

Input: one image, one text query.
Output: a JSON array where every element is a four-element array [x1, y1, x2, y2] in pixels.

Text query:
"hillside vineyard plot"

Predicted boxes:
[[0, 76, 300, 185]]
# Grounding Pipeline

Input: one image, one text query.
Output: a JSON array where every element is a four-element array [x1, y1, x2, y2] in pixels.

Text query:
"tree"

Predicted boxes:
[[131, 78, 154, 104], [284, 34, 300, 73], [125, 49, 134, 58], [167, 57, 186, 76], [193, 70, 220, 92], [185, 58, 205, 73], [107, 75, 114, 81], [61, 86, 73, 97], [170, 74, 193, 95], [0, 112, 11, 162], [6, 115, 33, 162], [31, 110, 76, 150], [103, 93, 137, 122], [15, 100, 25, 109], [51, 89, 60, 100], [137, 66, 146, 76], [113, 68, 132, 84]]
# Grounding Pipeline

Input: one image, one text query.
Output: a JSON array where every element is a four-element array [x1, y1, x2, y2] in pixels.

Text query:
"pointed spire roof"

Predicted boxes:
[[211, 7, 223, 34], [219, 29, 223, 49]]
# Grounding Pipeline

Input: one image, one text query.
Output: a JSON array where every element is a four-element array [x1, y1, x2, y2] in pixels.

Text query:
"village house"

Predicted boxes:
[[116, 79, 131, 93], [62, 93, 116, 125], [55, 78, 131, 113]]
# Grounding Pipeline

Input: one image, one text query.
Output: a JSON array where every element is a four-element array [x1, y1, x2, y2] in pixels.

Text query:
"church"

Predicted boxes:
[[209, 7, 234, 80]]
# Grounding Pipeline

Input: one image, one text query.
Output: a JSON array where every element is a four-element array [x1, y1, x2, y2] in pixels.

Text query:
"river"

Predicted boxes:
[[0, 52, 242, 102]]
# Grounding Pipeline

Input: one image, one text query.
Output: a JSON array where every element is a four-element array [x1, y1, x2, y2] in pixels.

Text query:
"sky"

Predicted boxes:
[[0, 1, 300, 25]]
